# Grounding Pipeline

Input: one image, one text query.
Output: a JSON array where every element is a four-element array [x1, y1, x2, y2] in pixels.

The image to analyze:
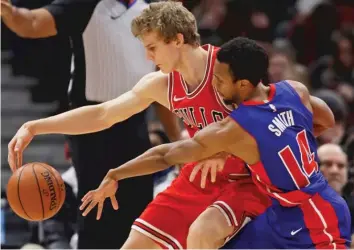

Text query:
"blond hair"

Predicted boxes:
[[131, 1, 200, 47]]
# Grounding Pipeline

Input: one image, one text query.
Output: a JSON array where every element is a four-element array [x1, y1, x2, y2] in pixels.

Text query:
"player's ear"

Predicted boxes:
[[237, 80, 249, 89], [175, 33, 184, 48]]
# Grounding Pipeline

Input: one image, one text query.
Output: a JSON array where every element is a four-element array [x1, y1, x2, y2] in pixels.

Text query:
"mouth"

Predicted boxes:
[[328, 178, 342, 184]]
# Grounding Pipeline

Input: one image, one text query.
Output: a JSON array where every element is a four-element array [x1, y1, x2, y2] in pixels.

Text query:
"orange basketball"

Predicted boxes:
[[6, 162, 66, 221]]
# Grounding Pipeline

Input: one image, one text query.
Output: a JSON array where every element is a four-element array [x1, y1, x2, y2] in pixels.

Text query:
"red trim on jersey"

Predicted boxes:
[[300, 194, 346, 249], [180, 45, 213, 98], [168, 73, 174, 111], [249, 161, 313, 207], [133, 221, 180, 249], [247, 161, 273, 186], [212, 201, 238, 228], [242, 84, 276, 106]]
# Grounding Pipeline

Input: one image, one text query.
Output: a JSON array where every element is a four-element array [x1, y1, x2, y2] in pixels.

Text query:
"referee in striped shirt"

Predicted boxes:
[[1, 0, 180, 248]]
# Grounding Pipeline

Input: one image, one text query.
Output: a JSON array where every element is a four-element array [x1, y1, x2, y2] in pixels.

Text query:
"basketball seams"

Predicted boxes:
[[32, 164, 45, 220], [17, 166, 33, 220], [8, 162, 65, 221], [39, 163, 63, 214]]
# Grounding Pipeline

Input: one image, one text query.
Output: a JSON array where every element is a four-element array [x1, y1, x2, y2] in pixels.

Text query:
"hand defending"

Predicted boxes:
[[189, 153, 228, 188], [80, 174, 119, 220]]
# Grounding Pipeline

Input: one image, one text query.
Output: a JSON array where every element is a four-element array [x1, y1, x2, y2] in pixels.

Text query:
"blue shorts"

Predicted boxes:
[[224, 186, 351, 249]]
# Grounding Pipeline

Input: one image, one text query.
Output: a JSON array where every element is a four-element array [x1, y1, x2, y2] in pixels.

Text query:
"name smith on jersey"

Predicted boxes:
[[268, 110, 295, 136]]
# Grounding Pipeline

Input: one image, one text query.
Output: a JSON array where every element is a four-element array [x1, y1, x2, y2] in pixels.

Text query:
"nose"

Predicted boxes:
[[328, 163, 340, 174], [146, 51, 154, 61]]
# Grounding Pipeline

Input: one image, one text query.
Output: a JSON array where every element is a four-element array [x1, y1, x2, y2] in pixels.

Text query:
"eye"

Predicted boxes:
[[148, 47, 155, 52]]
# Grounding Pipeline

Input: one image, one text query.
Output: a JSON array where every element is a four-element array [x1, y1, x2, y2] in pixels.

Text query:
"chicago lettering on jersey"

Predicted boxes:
[[268, 110, 295, 136], [173, 107, 224, 129]]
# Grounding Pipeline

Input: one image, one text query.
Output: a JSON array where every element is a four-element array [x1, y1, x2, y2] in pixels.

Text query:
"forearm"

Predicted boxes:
[[164, 139, 213, 166], [2, 2, 56, 39], [3, 6, 37, 38], [27, 104, 110, 136], [108, 144, 175, 181]]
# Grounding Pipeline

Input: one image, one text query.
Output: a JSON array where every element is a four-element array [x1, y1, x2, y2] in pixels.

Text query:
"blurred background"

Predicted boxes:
[[1, 0, 353, 248]]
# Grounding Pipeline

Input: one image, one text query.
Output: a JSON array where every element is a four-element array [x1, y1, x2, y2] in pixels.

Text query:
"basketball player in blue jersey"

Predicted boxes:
[[81, 37, 351, 248]]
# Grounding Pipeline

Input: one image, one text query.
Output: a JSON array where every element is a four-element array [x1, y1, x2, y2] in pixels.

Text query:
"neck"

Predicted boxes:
[[174, 45, 208, 88], [246, 83, 270, 102]]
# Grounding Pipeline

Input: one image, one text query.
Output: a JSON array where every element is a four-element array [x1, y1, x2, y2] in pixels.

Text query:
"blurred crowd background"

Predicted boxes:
[[1, 0, 353, 249]]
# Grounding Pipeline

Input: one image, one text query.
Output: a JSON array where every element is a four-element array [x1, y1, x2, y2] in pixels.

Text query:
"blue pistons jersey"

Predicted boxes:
[[225, 81, 351, 249]]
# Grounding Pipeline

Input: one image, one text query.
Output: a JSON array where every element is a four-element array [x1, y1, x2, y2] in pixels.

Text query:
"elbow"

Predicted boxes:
[[97, 104, 114, 129], [322, 108, 335, 130], [327, 112, 335, 129]]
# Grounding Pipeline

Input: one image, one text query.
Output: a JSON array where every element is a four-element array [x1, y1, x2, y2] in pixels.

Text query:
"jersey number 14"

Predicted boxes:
[[278, 130, 319, 189]]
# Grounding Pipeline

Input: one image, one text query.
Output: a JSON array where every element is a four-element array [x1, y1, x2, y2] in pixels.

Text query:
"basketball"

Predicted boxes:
[[6, 162, 66, 221]]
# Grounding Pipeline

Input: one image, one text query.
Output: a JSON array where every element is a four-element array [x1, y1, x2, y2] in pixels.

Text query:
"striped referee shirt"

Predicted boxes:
[[44, 0, 155, 105]]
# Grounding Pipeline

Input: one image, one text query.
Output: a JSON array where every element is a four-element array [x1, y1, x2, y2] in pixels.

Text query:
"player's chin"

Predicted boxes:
[[158, 65, 171, 74]]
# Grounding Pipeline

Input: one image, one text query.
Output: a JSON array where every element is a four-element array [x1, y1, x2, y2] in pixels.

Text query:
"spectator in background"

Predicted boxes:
[[318, 143, 349, 195], [309, 28, 353, 95], [288, 0, 339, 65], [318, 143, 354, 243], [269, 38, 309, 87]]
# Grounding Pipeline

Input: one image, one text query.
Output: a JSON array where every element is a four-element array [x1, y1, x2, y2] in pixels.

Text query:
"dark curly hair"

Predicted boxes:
[[217, 37, 269, 86]]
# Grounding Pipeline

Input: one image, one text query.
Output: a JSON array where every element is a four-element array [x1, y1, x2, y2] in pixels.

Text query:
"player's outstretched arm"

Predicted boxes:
[[103, 117, 236, 182], [79, 117, 240, 218], [79, 143, 178, 219], [7, 72, 167, 171], [163, 117, 236, 165]]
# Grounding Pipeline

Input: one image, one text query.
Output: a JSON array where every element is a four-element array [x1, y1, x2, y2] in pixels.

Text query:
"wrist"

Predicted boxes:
[[107, 169, 120, 182], [215, 151, 229, 160], [23, 121, 36, 136]]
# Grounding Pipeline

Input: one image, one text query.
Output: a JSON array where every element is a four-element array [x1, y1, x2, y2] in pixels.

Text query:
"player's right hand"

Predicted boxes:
[[80, 173, 119, 220], [8, 124, 35, 172]]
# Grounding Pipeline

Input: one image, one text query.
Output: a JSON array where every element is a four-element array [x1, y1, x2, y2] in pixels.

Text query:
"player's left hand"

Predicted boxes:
[[79, 172, 119, 220], [189, 153, 228, 188]]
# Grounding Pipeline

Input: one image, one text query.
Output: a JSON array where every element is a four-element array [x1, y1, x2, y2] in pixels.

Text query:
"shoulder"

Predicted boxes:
[[132, 71, 168, 97], [133, 71, 168, 89], [284, 80, 310, 102]]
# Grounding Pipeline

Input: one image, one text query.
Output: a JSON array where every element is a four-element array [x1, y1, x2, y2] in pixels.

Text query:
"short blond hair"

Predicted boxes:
[[131, 1, 200, 47]]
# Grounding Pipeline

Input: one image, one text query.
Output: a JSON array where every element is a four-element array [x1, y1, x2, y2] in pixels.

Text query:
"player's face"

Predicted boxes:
[[212, 61, 242, 105], [140, 31, 181, 73]]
